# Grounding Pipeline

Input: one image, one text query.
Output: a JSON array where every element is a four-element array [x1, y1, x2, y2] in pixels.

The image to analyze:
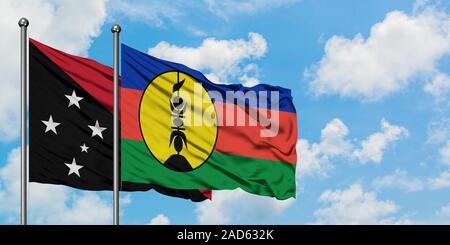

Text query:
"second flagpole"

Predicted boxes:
[[112, 24, 121, 226]]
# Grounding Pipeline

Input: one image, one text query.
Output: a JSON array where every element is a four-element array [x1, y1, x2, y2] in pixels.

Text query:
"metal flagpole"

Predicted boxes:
[[111, 24, 121, 225], [19, 17, 29, 226], [18, 17, 29, 226]]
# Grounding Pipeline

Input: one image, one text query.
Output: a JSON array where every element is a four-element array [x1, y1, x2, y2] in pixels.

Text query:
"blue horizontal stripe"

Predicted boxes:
[[121, 44, 296, 113]]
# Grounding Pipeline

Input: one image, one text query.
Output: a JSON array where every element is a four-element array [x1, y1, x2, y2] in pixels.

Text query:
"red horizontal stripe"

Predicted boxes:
[[121, 88, 142, 140], [120, 88, 297, 164], [214, 102, 297, 164], [31, 38, 114, 113]]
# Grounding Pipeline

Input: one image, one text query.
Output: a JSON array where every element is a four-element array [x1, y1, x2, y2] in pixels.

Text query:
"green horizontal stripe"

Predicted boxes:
[[121, 139, 296, 200]]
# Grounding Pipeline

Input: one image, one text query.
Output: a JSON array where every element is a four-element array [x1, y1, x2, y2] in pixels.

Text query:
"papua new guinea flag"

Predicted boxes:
[[121, 44, 297, 200], [29, 39, 211, 202]]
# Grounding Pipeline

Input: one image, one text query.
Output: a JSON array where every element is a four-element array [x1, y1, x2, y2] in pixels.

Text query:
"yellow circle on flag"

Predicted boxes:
[[139, 71, 218, 172]]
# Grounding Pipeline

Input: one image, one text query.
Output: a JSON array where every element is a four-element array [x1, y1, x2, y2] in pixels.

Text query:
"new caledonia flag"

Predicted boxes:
[[121, 44, 297, 199]]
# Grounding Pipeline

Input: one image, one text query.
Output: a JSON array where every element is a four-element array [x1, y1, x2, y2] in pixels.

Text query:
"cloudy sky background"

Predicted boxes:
[[1, 0, 450, 224]]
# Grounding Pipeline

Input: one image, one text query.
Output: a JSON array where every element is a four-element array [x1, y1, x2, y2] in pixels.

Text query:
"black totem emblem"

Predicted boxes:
[[164, 72, 193, 171]]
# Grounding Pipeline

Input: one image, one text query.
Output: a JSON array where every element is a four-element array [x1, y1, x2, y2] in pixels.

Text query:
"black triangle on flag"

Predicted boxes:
[[29, 38, 211, 202]]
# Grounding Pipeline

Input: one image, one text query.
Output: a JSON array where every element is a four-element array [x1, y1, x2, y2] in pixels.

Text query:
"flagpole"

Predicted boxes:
[[111, 24, 121, 226], [18, 17, 29, 226]]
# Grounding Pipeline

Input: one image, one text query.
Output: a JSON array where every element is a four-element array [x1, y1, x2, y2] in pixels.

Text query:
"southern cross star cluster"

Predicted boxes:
[[40, 89, 107, 178]]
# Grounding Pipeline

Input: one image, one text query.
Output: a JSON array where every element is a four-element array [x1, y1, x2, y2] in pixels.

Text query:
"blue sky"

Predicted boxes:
[[1, 0, 450, 224]]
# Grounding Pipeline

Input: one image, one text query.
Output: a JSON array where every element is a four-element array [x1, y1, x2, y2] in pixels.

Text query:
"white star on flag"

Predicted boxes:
[[65, 90, 83, 108], [65, 158, 84, 177], [41, 115, 61, 135], [80, 143, 89, 153], [88, 120, 107, 139]]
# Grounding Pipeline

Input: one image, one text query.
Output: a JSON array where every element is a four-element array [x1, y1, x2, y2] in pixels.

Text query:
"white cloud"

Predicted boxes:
[[0, 148, 23, 215], [428, 170, 450, 189], [318, 118, 352, 156], [0, 0, 107, 141], [108, 0, 181, 28], [148, 214, 171, 225], [427, 117, 450, 144], [240, 76, 260, 87], [196, 189, 294, 224], [149, 32, 267, 85], [297, 139, 330, 178], [239, 63, 261, 87], [298, 118, 408, 177], [313, 183, 411, 224], [439, 140, 450, 165], [372, 169, 424, 192], [0, 147, 116, 224], [424, 73, 450, 98], [42, 192, 112, 225], [306, 5, 450, 101], [297, 118, 351, 177], [120, 193, 132, 206], [204, 0, 298, 20], [426, 119, 450, 173], [352, 119, 409, 164], [437, 202, 450, 217], [108, 1, 295, 35]]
